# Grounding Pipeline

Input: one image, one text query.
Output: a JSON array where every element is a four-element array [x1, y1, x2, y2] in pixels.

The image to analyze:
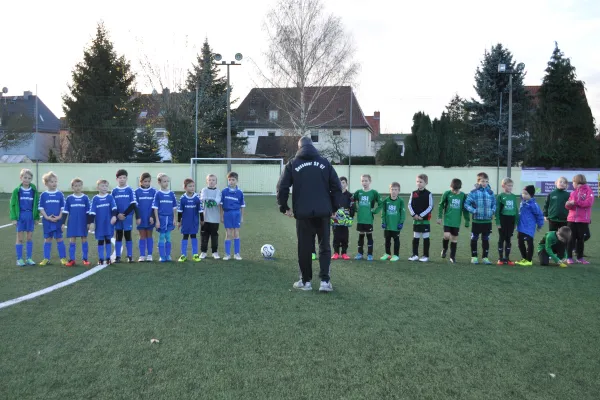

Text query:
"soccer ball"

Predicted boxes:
[[261, 244, 275, 258]]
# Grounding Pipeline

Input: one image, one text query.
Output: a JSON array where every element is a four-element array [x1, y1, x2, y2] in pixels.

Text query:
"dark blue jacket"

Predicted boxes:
[[517, 198, 544, 237]]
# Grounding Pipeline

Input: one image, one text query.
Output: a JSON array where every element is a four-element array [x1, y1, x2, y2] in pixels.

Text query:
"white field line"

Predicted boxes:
[[0, 264, 108, 310]]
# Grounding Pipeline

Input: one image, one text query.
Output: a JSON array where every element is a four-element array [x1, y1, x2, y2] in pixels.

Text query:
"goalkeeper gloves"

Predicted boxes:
[[397, 223, 403, 230], [381, 223, 387, 229]]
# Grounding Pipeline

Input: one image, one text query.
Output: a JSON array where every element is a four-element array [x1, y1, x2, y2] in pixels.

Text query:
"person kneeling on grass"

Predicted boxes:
[[538, 226, 571, 267]]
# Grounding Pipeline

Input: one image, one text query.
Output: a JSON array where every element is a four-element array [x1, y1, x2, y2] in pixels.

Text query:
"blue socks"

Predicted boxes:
[[16, 244, 23, 260], [98, 244, 105, 260], [165, 241, 172, 258], [82, 241, 89, 260], [191, 238, 198, 255], [126, 241, 133, 257], [158, 236, 166, 259], [105, 242, 112, 261], [181, 239, 188, 256], [147, 237, 154, 256], [26, 241, 33, 259], [57, 241, 66, 259], [234, 238, 240, 255], [69, 242, 76, 260], [44, 242, 51, 259], [225, 240, 231, 256], [139, 239, 146, 256]]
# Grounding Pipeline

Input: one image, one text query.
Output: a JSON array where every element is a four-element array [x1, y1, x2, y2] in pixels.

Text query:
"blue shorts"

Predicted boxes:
[[17, 211, 35, 232], [157, 215, 175, 233], [114, 214, 133, 231], [43, 226, 63, 239], [223, 210, 241, 229], [136, 213, 155, 230]]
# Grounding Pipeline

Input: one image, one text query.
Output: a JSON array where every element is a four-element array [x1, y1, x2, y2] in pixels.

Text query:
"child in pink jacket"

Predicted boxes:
[[565, 174, 594, 264]]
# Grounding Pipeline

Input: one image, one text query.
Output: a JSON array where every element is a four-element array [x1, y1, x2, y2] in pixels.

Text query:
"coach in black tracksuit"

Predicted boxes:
[[277, 136, 342, 291]]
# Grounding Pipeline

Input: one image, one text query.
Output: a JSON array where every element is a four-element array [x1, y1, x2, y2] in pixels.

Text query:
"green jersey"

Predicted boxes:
[[437, 190, 470, 228], [543, 189, 570, 222], [538, 231, 567, 263], [353, 189, 382, 225], [495, 192, 519, 225], [381, 196, 406, 231]]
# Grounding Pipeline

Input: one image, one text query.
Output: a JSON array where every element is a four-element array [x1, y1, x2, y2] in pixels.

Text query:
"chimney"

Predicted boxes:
[[374, 111, 380, 120], [23, 91, 33, 100], [162, 87, 170, 96]]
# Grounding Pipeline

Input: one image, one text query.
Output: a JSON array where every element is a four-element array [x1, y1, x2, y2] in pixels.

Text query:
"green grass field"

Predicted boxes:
[[1, 194, 600, 399]]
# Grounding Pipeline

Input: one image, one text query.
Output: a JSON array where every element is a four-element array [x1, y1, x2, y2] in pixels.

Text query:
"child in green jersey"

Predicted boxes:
[[543, 176, 570, 232], [538, 226, 571, 267], [353, 174, 382, 261], [380, 182, 405, 262], [437, 178, 470, 263], [495, 177, 519, 266]]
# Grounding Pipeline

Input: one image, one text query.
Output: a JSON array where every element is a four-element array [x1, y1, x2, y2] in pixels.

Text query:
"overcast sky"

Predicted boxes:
[[2, 0, 599, 133]]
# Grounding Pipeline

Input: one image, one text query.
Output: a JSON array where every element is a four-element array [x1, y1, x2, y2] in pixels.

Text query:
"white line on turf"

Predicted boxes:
[[0, 264, 108, 310], [0, 223, 14, 229]]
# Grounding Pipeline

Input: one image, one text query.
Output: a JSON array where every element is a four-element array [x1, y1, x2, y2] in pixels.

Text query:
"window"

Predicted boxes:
[[333, 130, 341, 136], [140, 111, 148, 118], [52, 136, 57, 147], [247, 130, 255, 137], [311, 131, 319, 143], [155, 131, 165, 139], [249, 109, 256, 117], [269, 110, 278, 121], [268, 131, 276, 137]]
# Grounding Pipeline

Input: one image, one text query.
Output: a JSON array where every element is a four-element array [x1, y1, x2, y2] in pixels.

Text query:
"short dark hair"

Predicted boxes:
[[477, 172, 489, 181], [339, 176, 347, 183], [451, 178, 462, 190], [183, 178, 195, 188], [227, 172, 239, 180], [116, 169, 128, 178]]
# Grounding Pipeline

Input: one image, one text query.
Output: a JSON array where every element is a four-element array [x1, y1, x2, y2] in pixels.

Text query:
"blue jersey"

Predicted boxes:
[[112, 186, 136, 231], [153, 190, 178, 216], [178, 193, 203, 234], [19, 186, 35, 212], [135, 187, 157, 229], [220, 186, 245, 212], [90, 194, 117, 239], [64, 194, 90, 237], [39, 190, 65, 218]]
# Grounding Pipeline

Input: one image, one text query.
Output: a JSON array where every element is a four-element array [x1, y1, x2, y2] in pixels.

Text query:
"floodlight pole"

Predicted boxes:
[[195, 81, 199, 159], [498, 63, 523, 179], [214, 55, 242, 173]]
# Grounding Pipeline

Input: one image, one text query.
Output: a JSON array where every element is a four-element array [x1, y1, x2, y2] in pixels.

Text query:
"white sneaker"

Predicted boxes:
[[138, 256, 146, 262], [419, 257, 429, 262], [146, 255, 153, 262], [212, 252, 220, 259], [234, 254, 242, 260], [319, 281, 333, 292], [293, 280, 312, 291], [223, 255, 231, 261], [200, 252, 207, 259], [408, 255, 419, 261]]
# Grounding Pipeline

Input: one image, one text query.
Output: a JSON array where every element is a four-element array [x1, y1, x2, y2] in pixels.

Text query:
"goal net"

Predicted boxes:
[[190, 158, 284, 195]]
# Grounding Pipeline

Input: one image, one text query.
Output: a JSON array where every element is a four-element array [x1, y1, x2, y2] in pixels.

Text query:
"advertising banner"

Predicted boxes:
[[521, 168, 599, 196]]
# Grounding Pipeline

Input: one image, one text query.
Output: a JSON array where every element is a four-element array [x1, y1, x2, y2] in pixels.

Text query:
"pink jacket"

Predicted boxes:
[[565, 184, 595, 223]]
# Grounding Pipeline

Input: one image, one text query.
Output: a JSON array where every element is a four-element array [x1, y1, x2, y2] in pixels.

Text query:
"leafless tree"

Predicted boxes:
[[257, 0, 359, 135], [320, 130, 348, 163]]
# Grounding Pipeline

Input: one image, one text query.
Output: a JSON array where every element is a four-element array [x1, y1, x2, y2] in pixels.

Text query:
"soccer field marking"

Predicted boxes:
[[0, 223, 14, 229], [0, 264, 108, 310]]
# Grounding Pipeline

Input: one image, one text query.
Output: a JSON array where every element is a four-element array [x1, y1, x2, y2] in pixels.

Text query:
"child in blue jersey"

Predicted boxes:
[[38, 171, 68, 266], [177, 178, 203, 262], [89, 179, 118, 266], [153, 173, 178, 262], [10, 168, 39, 266], [220, 171, 245, 260], [135, 172, 156, 262], [63, 178, 91, 267], [112, 169, 137, 263]]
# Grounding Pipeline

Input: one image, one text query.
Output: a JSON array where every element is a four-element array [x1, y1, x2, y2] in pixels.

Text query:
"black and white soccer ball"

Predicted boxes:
[[261, 244, 275, 258]]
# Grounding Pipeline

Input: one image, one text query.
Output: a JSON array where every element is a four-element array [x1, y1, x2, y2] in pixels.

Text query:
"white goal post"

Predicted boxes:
[[190, 158, 284, 195]]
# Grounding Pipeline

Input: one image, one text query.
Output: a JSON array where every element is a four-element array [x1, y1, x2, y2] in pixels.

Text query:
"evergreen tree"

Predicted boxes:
[[163, 92, 194, 163], [442, 95, 469, 167], [464, 44, 530, 166], [133, 125, 161, 163], [375, 138, 403, 165], [62, 23, 138, 162], [416, 114, 438, 166], [403, 112, 424, 165], [528, 43, 597, 168], [185, 39, 246, 157]]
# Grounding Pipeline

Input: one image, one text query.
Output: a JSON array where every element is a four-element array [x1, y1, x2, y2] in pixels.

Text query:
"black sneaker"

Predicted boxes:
[[449, 258, 456, 264], [127, 256, 133, 263], [114, 256, 121, 263], [441, 249, 447, 259]]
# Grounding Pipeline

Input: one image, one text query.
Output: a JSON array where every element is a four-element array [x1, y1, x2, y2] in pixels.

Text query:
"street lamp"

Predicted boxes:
[[497, 62, 525, 178], [214, 53, 242, 172]]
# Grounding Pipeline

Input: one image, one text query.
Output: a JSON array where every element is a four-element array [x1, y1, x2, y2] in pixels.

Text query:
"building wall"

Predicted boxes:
[[241, 128, 373, 157], [0, 132, 60, 161], [0, 163, 523, 195]]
